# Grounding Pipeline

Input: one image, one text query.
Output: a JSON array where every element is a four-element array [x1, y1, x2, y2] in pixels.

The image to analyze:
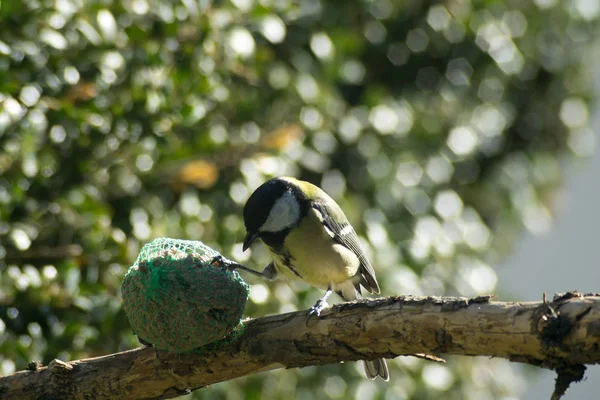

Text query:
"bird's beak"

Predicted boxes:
[[243, 231, 259, 251]]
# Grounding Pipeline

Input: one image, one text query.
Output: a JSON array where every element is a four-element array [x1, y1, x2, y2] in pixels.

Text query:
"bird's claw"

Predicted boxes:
[[210, 255, 225, 267], [310, 299, 329, 316], [306, 299, 329, 326], [210, 255, 239, 271]]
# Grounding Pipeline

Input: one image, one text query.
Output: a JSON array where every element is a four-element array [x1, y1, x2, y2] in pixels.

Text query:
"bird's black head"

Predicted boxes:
[[242, 177, 307, 250]]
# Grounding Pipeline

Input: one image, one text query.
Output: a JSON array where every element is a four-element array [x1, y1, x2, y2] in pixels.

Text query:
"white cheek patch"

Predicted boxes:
[[260, 191, 300, 232]]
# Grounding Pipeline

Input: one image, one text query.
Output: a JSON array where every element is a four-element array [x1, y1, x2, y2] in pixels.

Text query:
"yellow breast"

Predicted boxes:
[[268, 207, 360, 288]]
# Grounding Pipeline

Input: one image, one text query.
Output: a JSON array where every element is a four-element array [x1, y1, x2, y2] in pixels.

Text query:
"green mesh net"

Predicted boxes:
[[121, 238, 250, 352]]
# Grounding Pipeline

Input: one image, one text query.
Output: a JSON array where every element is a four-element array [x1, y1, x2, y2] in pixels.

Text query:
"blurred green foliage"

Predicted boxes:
[[0, 0, 598, 398]]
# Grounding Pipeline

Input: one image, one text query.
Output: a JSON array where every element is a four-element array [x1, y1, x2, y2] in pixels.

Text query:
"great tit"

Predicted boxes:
[[238, 176, 389, 381]]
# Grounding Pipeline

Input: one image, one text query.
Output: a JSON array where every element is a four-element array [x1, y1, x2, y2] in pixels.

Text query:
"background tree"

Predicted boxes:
[[0, 0, 598, 399]]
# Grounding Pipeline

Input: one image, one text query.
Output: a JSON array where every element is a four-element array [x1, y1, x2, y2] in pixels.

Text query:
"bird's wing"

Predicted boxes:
[[312, 201, 380, 294]]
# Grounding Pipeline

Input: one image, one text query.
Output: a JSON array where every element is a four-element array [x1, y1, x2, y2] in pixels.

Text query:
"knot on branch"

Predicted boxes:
[[538, 291, 594, 350], [539, 307, 575, 347]]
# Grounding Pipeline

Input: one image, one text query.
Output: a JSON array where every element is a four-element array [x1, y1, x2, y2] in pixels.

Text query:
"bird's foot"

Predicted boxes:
[[309, 299, 329, 317], [306, 299, 329, 326], [210, 255, 240, 271]]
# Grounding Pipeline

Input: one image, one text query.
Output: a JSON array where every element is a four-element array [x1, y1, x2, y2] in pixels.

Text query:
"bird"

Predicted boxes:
[[236, 176, 389, 381]]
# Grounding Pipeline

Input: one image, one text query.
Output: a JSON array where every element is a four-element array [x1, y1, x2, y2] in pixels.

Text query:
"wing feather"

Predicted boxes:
[[312, 202, 380, 294]]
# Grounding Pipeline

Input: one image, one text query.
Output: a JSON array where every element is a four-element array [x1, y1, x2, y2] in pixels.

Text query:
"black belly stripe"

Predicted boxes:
[[284, 262, 303, 279], [260, 229, 303, 280], [277, 250, 303, 279]]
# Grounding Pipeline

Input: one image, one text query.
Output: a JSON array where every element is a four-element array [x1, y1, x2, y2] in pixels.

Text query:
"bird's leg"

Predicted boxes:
[[307, 286, 333, 325], [211, 255, 276, 280]]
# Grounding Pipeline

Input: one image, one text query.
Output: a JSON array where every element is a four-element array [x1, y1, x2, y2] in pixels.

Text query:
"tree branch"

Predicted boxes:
[[2, 292, 599, 400]]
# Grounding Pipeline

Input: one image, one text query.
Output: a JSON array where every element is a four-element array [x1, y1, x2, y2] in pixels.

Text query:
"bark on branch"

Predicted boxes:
[[2, 292, 599, 400]]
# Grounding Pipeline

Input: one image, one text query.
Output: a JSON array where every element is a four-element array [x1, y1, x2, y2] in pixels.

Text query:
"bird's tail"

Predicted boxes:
[[336, 280, 390, 381], [363, 359, 389, 381]]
